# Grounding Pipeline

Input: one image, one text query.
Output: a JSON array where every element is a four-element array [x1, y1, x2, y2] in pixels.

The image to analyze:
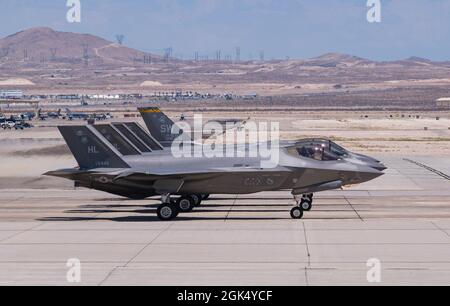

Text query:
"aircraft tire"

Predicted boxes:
[[300, 200, 312, 211], [177, 196, 195, 212], [290, 207, 304, 219], [157, 203, 179, 221]]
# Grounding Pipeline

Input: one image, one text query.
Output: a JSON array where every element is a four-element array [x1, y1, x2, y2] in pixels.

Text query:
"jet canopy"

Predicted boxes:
[[287, 138, 348, 161]]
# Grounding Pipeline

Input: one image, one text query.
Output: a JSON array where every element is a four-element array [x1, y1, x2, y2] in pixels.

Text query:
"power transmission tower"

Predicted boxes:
[[164, 47, 172, 63], [23, 49, 28, 61], [259, 50, 265, 62], [82, 44, 89, 66], [194, 51, 199, 62], [235, 47, 241, 63], [116, 34, 125, 45], [144, 54, 152, 64], [50, 48, 57, 61], [216, 50, 221, 63]]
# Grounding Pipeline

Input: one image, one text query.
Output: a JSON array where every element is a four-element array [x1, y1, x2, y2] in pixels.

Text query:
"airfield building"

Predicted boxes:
[[0, 90, 24, 99], [436, 98, 450, 109]]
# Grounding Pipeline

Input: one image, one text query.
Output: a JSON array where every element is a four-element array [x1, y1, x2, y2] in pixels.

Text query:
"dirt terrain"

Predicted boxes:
[[1, 28, 450, 110]]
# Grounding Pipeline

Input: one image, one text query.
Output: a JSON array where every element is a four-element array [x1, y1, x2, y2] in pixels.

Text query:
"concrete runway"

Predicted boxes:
[[0, 156, 449, 285]]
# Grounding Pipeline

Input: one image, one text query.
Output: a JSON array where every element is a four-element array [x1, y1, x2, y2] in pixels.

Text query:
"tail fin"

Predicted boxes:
[[138, 107, 186, 147], [58, 126, 129, 169], [123, 122, 163, 151]]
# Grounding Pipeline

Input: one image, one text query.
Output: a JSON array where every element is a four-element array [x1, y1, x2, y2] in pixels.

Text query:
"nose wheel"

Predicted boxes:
[[290, 207, 304, 219], [300, 199, 312, 211], [290, 193, 314, 219]]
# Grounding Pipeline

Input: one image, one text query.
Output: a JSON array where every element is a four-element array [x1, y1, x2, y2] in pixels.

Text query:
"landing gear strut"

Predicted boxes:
[[190, 194, 203, 207], [299, 193, 313, 211]]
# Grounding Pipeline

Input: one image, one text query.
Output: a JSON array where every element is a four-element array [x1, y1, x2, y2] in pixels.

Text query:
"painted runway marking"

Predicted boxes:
[[403, 159, 450, 181]]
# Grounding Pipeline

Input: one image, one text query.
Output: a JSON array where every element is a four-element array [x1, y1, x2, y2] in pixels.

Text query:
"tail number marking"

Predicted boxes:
[[88, 146, 100, 154]]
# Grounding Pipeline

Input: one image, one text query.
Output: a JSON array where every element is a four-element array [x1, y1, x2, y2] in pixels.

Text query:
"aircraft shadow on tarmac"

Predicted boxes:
[[93, 196, 296, 202], [36, 198, 362, 222]]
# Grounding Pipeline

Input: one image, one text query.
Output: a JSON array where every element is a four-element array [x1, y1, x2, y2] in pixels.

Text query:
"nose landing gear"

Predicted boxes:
[[290, 207, 304, 219], [290, 193, 314, 219]]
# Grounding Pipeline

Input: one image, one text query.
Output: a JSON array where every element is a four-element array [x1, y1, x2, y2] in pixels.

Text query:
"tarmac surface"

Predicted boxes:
[[0, 155, 449, 285]]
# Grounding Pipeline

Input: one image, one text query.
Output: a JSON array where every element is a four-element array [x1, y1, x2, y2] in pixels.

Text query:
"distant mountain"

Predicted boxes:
[[305, 53, 374, 68], [1, 27, 450, 91], [0, 27, 162, 65], [406, 56, 432, 63]]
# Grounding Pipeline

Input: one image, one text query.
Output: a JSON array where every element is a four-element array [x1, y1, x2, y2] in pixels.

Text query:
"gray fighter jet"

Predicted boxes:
[[45, 124, 383, 220], [138, 107, 386, 170], [137, 107, 386, 209]]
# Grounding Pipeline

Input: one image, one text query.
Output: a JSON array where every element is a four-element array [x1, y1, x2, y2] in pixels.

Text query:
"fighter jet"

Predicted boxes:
[[137, 107, 386, 209], [37, 109, 61, 120], [138, 107, 385, 171], [65, 108, 89, 120], [45, 124, 383, 220], [138, 107, 249, 143]]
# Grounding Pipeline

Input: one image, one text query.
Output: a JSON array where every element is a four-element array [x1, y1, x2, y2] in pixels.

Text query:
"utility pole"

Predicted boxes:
[[144, 54, 152, 64], [235, 47, 241, 63], [164, 47, 172, 63], [82, 44, 89, 66], [216, 50, 221, 63]]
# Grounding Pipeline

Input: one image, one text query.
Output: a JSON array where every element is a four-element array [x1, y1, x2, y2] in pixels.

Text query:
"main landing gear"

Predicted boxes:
[[157, 194, 179, 221], [290, 193, 314, 219], [157, 194, 207, 220]]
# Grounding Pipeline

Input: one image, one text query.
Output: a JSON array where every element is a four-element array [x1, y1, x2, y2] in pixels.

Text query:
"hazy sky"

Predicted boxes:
[[1, 0, 449, 61]]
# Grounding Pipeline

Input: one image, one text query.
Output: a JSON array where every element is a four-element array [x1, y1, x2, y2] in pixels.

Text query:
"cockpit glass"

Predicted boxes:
[[290, 144, 339, 161], [330, 142, 347, 156]]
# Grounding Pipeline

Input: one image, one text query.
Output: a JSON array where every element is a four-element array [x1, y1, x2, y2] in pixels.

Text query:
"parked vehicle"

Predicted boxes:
[[1, 121, 15, 129]]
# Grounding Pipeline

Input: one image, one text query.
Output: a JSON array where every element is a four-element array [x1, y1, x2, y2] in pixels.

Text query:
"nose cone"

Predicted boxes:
[[366, 161, 387, 171], [373, 164, 387, 171], [341, 165, 384, 186], [350, 153, 387, 171], [358, 167, 384, 183]]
